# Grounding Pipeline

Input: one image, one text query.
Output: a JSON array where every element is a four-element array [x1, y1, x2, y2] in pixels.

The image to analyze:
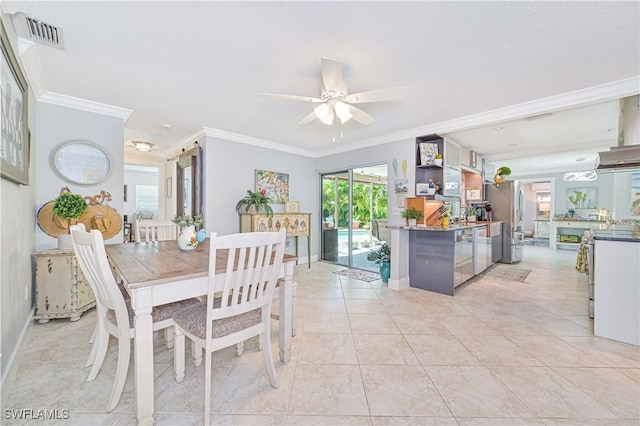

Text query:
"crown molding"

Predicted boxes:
[[39, 92, 133, 120], [162, 129, 207, 161], [202, 127, 316, 158], [315, 76, 640, 158]]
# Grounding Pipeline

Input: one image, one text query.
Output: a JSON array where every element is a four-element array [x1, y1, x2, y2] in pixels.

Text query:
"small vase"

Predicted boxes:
[[441, 216, 450, 228], [177, 225, 198, 251], [408, 218, 417, 227], [433, 158, 443, 166], [379, 261, 390, 283]]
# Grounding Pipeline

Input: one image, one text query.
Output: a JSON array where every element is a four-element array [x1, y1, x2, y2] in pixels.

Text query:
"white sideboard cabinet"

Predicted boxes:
[[34, 249, 96, 323]]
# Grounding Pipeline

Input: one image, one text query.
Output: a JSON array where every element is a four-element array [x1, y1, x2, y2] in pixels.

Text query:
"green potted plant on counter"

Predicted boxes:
[[401, 207, 423, 226], [367, 242, 391, 283], [235, 189, 273, 216]]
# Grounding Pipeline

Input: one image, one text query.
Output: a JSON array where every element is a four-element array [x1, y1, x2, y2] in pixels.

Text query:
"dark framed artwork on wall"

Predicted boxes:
[[1, 21, 30, 185]]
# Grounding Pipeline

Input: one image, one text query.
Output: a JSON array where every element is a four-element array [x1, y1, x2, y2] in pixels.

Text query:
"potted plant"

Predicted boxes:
[[434, 153, 443, 167], [235, 190, 273, 216], [172, 214, 205, 250], [441, 204, 452, 228], [53, 191, 88, 249], [401, 207, 423, 226], [366, 242, 391, 283], [466, 207, 480, 222], [494, 166, 512, 184]]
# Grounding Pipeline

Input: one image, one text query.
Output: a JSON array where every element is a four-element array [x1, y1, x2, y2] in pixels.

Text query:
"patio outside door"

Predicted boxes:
[[320, 165, 388, 272]]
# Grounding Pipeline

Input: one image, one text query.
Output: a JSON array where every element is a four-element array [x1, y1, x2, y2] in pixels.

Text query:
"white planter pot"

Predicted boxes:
[[408, 218, 417, 227], [58, 234, 73, 250]]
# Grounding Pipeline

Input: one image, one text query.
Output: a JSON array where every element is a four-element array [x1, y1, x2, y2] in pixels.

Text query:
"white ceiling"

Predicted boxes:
[[3, 1, 639, 174]]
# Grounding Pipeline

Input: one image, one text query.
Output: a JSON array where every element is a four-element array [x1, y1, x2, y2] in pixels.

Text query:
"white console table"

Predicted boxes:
[[550, 220, 608, 250]]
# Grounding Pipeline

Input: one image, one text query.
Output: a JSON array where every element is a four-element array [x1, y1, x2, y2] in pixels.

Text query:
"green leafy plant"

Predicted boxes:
[[366, 242, 390, 264], [497, 166, 512, 176], [172, 214, 205, 228], [52, 192, 88, 232], [235, 190, 273, 216], [401, 207, 423, 220], [435, 153, 443, 159]]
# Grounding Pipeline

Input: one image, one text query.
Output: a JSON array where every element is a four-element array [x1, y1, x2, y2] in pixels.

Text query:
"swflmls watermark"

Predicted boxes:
[[4, 408, 70, 420]]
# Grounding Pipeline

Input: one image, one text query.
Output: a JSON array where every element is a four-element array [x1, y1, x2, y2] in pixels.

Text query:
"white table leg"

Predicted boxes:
[[278, 262, 294, 363], [132, 288, 155, 426]]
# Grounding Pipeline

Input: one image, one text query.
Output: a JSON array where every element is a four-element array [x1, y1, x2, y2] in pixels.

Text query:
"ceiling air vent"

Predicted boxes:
[[12, 13, 64, 50]]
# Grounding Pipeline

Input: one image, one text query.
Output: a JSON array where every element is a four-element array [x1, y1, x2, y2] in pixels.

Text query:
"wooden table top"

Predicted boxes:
[[106, 240, 296, 290]]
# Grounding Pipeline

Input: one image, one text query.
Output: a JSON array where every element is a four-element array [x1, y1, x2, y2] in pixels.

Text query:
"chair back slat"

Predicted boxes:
[[135, 219, 178, 243], [206, 229, 286, 333], [71, 226, 130, 335]]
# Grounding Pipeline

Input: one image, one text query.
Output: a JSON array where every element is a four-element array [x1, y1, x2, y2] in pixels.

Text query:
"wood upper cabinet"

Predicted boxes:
[[415, 135, 461, 198]]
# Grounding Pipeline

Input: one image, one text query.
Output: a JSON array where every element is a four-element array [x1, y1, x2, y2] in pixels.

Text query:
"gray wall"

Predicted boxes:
[[202, 137, 318, 260], [34, 103, 125, 251], [1, 90, 36, 392]]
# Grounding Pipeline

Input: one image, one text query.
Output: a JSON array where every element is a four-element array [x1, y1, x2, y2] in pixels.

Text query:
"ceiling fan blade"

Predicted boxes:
[[346, 86, 411, 104], [297, 111, 317, 125], [349, 105, 375, 125], [259, 93, 323, 103], [321, 57, 343, 93]]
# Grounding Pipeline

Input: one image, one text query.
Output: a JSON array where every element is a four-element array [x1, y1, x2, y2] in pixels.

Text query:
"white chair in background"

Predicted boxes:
[[135, 219, 179, 243], [172, 229, 286, 425], [70, 226, 199, 412]]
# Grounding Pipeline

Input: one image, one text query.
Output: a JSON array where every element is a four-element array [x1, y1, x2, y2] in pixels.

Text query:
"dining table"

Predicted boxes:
[[105, 239, 297, 425]]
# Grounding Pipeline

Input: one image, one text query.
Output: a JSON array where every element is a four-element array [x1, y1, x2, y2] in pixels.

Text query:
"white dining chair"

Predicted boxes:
[[70, 226, 200, 412], [135, 219, 179, 243], [172, 229, 286, 425]]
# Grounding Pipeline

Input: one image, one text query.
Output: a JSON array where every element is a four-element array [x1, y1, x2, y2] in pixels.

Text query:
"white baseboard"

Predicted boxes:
[[1, 308, 35, 407]]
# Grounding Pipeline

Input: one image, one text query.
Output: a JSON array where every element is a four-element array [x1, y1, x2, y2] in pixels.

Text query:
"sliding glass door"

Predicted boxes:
[[320, 165, 388, 271]]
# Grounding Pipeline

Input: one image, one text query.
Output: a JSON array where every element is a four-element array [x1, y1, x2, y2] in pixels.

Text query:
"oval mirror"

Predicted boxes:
[[50, 140, 112, 185]]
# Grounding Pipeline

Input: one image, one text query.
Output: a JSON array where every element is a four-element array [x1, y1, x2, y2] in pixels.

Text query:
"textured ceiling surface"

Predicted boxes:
[[3, 1, 639, 172]]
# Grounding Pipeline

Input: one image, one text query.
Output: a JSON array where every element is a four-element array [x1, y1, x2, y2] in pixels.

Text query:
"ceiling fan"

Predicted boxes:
[[260, 58, 410, 126]]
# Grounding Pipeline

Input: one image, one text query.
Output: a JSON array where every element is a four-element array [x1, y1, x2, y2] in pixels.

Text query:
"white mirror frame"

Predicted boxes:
[[50, 140, 112, 185]]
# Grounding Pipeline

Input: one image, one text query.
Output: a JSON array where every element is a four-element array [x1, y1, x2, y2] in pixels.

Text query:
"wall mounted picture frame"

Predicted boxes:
[[567, 186, 597, 209], [1, 22, 30, 185], [255, 169, 289, 203], [285, 200, 299, 213]]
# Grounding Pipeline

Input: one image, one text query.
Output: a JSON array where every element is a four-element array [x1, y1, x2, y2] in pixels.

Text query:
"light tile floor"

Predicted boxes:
[[3, 245, 639, 425]]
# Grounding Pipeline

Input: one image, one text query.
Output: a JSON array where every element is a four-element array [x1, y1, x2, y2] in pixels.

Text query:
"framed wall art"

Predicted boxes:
[[1, 22, 30, 185], [285, 200, 299, 213], [566, 186, 597, 209], [255, 169, 289, 203]]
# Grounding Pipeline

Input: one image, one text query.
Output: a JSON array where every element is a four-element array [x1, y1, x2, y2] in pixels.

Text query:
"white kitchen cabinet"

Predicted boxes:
[[550, 220, 608, 250]]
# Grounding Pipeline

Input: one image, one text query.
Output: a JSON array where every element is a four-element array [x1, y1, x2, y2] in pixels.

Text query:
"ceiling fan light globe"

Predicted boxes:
[[314, 103, 331, 120], [319, 111, 334, 125], [338, 110, 352, 124]]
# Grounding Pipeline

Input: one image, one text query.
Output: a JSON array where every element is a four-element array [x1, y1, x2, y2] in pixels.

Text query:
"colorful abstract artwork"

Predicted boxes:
[[255, 169, 289, 203]]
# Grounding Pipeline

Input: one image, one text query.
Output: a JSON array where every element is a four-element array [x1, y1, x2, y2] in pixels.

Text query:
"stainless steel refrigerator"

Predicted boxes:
[[486, 180, 525, 263]]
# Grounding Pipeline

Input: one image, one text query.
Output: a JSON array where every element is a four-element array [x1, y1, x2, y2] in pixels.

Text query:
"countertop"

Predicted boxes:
[[388, 223, 490, 232], [592, 225, 640, 243]]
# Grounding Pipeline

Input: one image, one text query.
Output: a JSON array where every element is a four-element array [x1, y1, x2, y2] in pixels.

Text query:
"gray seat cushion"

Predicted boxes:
[[106, 297, 200, 328], [172, 301, 261, 340]]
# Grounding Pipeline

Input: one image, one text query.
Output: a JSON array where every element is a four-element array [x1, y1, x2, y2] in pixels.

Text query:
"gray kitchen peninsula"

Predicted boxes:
[[388, 223, 491, 296]]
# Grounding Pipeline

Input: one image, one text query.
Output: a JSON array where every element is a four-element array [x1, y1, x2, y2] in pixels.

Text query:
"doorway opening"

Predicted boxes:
[[320, 164, 388, 272]]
